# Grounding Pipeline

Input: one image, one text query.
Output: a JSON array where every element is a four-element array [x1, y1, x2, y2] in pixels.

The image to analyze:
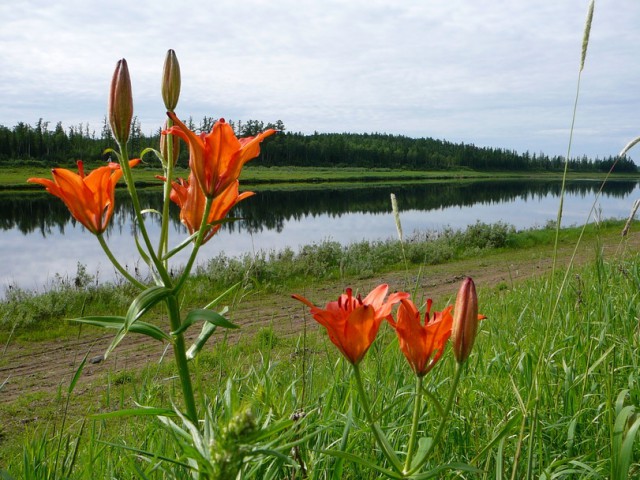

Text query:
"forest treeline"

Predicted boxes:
[[0, 117, 637, 173]]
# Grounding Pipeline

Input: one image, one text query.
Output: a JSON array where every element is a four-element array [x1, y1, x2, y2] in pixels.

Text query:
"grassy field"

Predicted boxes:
[[2, 163, 638, 190], [1, 219, 639, 478]]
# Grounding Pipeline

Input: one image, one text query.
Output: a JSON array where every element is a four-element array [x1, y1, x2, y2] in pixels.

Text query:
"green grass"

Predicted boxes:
[[3, 251, 640, 478], [1, 219, 639, 477]]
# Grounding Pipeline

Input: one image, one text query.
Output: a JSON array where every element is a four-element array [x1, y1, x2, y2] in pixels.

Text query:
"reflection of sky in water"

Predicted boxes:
[[1, 185, 638, 293]]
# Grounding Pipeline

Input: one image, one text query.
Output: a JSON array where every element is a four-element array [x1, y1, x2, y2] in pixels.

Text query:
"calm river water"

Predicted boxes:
[[1, 179, 638, 293]]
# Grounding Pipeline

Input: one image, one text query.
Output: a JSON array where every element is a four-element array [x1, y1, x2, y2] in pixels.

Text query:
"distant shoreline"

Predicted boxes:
[[2, 165, 639, 191]]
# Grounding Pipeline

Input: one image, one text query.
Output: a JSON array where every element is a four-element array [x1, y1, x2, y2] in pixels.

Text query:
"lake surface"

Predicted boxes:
[[1, 178, 638, 294]]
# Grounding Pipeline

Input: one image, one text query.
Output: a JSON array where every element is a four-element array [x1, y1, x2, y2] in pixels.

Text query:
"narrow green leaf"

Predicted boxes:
[[371, 422, 404, 473], [410, 462, 483, 479], [332, 406, 353, 480], [247, 448, 297, 466], [321, 450, 403, 479], [96, 441, 191, 469], [126, 286, 172, 325], [68, 353, 88, 395], [128, 323, 171, 342], [73, 316, 170, 342], [172, 308, 238, 336], [612, 404, 639, 480], [620, 416, 640, 474], [105, 286, 171, 357], [63, 419, 85, 477], [140, 208, 162, 216], [186, 322, 217, 360], [71, 315, 126, 327], [91, 407, 177, 420], [203, 282, 241, 309], [495, 436, 506, 480], [102, 147, 118, 157], [243, 418, 296, 444], [163, 232, 200, 260], [139, 147, 162, 163], [133, 226, 152, 267], [472, 411, 521, 463], [410, 437, 433, 470], [615, 389, 629, 417], [586, 344, 615, 377]]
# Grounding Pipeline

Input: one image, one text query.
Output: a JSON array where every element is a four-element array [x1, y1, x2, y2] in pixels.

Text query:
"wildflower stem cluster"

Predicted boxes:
[[28, 51, 274, 429]]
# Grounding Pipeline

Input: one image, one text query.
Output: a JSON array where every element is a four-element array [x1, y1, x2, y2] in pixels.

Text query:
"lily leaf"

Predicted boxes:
[[139, 147, 162, 163], [132, 226, 152, 268], [72, 316, 170, 342], [172, 308, 237, 336], [163, 231, 200, 260], [140, 208, 162, 216], [104, 286, 171, 357], [186, 322, 217, 360], [125, 286, 172, 326], [410, 437, 433, 470]]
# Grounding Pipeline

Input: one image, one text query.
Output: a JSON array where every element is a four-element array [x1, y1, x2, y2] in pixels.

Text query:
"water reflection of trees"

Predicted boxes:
[[1, 179, 637, 236]]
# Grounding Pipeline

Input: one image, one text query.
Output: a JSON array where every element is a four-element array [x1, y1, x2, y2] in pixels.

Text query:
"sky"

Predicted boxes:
[[1, 0, 640, 162]]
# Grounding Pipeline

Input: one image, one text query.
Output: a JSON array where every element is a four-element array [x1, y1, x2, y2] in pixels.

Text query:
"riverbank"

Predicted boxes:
[[1, 164, 638, 190], [0, 220, 628, 341]]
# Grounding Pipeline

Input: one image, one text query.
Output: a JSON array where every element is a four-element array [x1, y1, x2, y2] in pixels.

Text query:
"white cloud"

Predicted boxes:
[[1, 0, 639, 160]]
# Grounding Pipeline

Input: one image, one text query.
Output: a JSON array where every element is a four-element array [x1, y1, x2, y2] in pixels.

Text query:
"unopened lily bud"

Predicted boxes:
[[452, 277, 480, 363], [160, 120, 180, 166], [162, 49, 181, 111], [108, 59, 133, 145]]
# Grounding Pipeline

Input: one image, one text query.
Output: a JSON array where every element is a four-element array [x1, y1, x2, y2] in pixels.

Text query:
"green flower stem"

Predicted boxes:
[[407, 362, 463, 476], [158, 118, 175, 264], [117, 141, 172, 287], [352, 362, 404, 473], [172, 196, 213, 294], [403, 375, 424, 473], [96, 234, 145, 289], [167, 294, 198, 422]]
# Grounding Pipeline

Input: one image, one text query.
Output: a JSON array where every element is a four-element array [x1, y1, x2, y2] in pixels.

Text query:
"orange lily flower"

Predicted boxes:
[[27, 159, 139, 235], [164, 112, 276, 199], [292, 285, 408, 364], [388, 298, 453, 377], [169, 172, 254, 244]]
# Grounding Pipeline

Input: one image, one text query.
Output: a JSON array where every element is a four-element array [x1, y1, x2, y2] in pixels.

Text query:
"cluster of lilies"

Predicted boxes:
[[294, 279, 482, 372], [293, 279, 484, 476]]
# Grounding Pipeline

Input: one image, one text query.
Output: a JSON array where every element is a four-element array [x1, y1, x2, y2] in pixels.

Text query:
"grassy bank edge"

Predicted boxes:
[[1, 164, 638, 190], [1, 218, 636, 343]]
